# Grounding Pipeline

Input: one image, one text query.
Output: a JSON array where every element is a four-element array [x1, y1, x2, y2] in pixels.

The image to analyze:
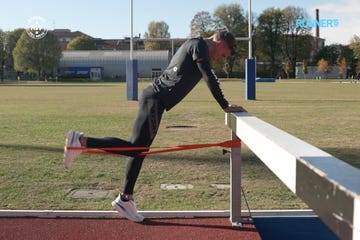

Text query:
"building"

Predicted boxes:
[[50, 29, 144, 50], [59, 50, 170, 79], [52, 29, 186, 80], [295, 65, 344, 79], [50, 29, 91, 50], [50, 29, 183, 52]]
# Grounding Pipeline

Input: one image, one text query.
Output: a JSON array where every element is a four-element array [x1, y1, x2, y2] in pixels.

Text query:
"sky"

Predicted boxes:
[[0, 0, 359, 45]]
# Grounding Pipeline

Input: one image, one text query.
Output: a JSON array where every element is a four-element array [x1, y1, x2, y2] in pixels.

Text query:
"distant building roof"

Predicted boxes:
[[50, 29, 92, 50], [50, 29, 187, 53]]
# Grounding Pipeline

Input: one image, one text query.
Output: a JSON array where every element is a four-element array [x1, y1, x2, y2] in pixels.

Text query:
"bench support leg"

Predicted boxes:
[[230, 131, 242, 226]]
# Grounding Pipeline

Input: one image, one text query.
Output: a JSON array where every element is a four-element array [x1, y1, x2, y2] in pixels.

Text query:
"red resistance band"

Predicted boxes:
[[67, 138, 241, 156]]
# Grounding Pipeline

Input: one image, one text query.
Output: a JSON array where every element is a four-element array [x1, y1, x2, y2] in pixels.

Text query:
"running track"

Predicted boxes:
[[0, 217, 260, 240]]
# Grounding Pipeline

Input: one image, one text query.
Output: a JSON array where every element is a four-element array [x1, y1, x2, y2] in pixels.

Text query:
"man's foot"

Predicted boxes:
[[64, 130, 84, 169], [112, 194, 144, 222]]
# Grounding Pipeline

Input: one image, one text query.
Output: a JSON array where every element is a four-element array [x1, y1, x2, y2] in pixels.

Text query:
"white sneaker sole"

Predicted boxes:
[[112, 201, 144, 222], [63, 131, 83, 169]]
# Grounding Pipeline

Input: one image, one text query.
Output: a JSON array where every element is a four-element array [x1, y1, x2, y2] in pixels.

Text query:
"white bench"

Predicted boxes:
[[226, 112, 360, 240]]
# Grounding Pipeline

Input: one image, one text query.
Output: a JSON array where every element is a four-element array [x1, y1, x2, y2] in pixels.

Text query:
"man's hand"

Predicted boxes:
[[224, 104, 247, 113]]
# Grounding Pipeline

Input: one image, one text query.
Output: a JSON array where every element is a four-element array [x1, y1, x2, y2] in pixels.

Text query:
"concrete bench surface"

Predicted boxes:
[[226, 112, 360, 240]]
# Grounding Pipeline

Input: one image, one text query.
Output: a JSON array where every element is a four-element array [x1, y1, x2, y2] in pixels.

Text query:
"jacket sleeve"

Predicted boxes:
[[196, 59, 229, 109]]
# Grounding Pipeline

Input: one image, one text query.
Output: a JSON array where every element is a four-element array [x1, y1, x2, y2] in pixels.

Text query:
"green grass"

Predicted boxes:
[[0, 80, 359, 211]]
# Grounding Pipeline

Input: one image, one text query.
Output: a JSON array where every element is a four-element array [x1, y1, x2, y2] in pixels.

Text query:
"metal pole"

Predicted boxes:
[[171, 39, 174, 57], [126, 0, 137, 100], [248, 0, 252, 59], [130, 0, 133, 60], [245, 0, 256, 100], [230, 131, 242, 226]]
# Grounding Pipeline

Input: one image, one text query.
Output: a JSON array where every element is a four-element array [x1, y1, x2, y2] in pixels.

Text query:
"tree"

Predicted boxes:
[[302, 59, 308, 79], [13, 31, 62, 80], [281, 6, 312, 78], [213, 3, 246, 35], [349, 35, 360, 78], [285, 61, 291, 79], [255, 7, 285, 77], [190, 11, 214, 37], [338, 58, 346, 78], [350, 58, 359, 78], [213, 3, 247, 77], [5, 29, 25, 75], [349, 35, 360, 59], [144, 21, 170, 51], [317, 58, 331, 78], [314, 44, 353, 66], [67, 35, 96, 50], [0, 29, 5, 81]]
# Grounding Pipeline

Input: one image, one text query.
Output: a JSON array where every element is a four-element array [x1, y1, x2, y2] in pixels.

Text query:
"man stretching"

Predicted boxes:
[[64, 31, 246, 222]]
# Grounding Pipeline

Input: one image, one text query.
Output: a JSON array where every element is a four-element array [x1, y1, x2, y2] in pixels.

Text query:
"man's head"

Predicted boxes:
[[214, 31, 237, 55], [208, 31, 237, 61]]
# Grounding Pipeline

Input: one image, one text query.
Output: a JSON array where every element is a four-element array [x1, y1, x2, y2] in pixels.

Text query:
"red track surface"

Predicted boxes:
[[1, 217, 261, 240]]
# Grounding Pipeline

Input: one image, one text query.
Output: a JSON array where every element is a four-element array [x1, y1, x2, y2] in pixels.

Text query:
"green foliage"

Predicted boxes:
[[255, 8, 285, 77], [0, 29, 5, 80], [144, 21, 171, 51], [213, 3, 247, 36], [281, 6, 312, 78], [213, 3, 248, 77], [5, 29, 25, 70], [350, 35, 360, 59], [190, 4, 314, 78], [66, 35, 97, 50], [313, 44, 353, 66], [13, 32, 62, 79]]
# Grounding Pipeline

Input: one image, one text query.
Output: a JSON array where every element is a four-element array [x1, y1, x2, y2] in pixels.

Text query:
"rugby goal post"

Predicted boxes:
[[226, 112, 360, 240]]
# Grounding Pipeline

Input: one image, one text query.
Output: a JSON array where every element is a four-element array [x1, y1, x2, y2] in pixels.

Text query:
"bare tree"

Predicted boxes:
[[282, 6, 312, 78], [190, 11, 214, 37]]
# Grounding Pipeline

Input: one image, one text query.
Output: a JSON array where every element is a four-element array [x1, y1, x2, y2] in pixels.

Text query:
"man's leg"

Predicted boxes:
[[123, 86, 165, 195], [86, 137, 144, 157], [64, 133, 143, 170], [112, 86, 164, 222]]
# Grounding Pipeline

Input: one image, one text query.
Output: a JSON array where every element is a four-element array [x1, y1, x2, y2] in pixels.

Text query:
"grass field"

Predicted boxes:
[[0, 79, 359, 211]]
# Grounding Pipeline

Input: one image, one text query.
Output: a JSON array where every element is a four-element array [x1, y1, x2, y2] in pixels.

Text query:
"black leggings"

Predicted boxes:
[[87, 85, 165, 194]]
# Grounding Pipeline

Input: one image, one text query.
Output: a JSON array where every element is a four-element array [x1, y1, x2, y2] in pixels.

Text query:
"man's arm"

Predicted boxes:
[[196, 59, 246, 112], [196, 58, 229, 109]]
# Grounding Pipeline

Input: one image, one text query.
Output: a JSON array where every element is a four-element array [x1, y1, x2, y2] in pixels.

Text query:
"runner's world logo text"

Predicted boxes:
[[296, 19, 339, 29]]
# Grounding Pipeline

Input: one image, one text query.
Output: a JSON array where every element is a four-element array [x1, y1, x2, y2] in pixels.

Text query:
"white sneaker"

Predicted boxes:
[[63, 130, 84, 169], [112, 195, 144, 222]]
